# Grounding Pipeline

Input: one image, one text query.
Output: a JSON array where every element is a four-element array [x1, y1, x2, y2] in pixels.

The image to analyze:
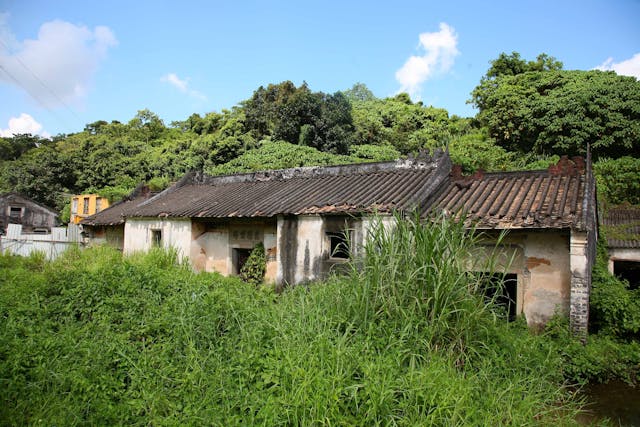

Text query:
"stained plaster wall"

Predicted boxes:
[[275, 214, 383, 287], [85, 225, 124, 250], [123, 218, 192, 260], [472, 230, 571, 329], [190, 220, 278, 281]]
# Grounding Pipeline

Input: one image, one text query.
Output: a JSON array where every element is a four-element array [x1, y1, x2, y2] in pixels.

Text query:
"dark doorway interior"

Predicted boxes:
[[233, 248, 252, 275], [478, 273, 518, 321], [614, 261, 640, 290]]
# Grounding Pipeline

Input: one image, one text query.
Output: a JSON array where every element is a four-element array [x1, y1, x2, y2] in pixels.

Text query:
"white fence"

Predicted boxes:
[[0, 224, 83, 260]]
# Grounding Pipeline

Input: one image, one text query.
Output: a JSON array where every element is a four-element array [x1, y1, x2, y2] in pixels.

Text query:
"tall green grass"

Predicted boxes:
[[0, 216, 581, 425]]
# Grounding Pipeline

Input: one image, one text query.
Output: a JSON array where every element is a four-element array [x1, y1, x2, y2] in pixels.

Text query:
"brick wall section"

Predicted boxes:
[[570, 230, 590, 336]]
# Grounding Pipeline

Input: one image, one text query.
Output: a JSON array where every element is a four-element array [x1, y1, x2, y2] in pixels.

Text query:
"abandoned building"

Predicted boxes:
[[81, 151, 597, 332], [0, 193, 59, 234], [69, 193, 110, 224], [603, 205, 640, 289]]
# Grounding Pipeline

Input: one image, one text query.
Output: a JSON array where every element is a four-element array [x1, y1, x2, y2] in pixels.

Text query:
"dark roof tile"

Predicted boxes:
[[602, 206, 640, 249], [428, 169, 588, 230]]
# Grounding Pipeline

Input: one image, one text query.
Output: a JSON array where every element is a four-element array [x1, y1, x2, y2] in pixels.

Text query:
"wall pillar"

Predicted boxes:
[[569, 230, 590, 336]]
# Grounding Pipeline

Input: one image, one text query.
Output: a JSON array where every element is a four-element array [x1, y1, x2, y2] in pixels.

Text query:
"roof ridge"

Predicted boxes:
[[189, 148, 447, 186]]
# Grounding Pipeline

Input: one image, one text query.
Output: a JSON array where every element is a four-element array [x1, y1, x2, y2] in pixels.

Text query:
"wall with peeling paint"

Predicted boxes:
[[471, 230, 571, 329], [190, 220, 278, 281]]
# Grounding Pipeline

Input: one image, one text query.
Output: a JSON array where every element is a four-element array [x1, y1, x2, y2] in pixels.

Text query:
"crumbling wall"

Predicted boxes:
[[190, 220, 278, 281]]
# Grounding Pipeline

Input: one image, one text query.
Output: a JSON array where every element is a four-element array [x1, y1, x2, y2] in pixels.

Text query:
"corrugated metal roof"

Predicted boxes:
[[129, 152, 451, 218], [428, 168, 589, 230], [602, 206, 640, 249]]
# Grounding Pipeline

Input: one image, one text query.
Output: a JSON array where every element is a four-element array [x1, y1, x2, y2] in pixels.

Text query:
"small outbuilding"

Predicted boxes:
[[0, 193, 59, 234], [603, 205, 640, 289]]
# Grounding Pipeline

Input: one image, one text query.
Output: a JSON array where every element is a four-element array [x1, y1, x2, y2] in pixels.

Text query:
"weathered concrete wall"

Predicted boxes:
[[123, 218, 192, 259], [0, 194, 58, 233], [191, 220, 278, 281], [608, 248, 640, 273], [276, 215, 325, 285], [523, 232, 571, 328], [470, 230, 571, 329], [276, 214, 377, 286], [85, 225, 124, 250]]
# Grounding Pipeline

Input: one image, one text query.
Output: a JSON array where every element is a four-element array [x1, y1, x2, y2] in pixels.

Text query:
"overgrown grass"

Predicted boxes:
[[0, 216, 583, 425]]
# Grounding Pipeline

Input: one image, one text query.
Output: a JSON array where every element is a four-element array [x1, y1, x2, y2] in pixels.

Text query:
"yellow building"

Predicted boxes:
[[70, 194, 110, 224]]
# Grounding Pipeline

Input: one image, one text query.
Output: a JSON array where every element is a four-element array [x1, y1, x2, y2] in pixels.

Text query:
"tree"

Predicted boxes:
[[343, 83, 376, 103], [483, 52, 563, 79], [471, 61, 640, 158], [0, 133, 42, 161], [128, 109, 165, 143]]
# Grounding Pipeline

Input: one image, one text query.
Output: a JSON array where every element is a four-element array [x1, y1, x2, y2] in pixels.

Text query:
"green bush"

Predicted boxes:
[[239, 242, 266, 285], [589, 239, 640, 338]]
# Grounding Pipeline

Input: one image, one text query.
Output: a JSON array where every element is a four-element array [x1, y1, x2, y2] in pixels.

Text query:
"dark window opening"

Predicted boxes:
[[614, 261, 640, 290], [476, 273, 518, 321], [9, 206, 22, 219], [151, 229, 162, 247], [328, 232, 349, 259], [233, 248, 252, 275], [83, 198, 89, 214]]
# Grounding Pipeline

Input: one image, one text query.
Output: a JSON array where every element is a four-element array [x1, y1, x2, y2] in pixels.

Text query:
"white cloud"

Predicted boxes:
[[595, 53, 640, 79], [161, 72, 207, 101], [395, 23, 459, 99], [0, 113, 50, 138], [0, 14, 117, 108]]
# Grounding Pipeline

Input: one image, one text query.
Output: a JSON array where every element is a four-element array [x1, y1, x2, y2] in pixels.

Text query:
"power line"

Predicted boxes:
[[0, 63, 76, 134], [0, 38, 84, 133]]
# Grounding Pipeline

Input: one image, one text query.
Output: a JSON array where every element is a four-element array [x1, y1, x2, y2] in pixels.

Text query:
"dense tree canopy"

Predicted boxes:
[[471, 53, 640, 159]]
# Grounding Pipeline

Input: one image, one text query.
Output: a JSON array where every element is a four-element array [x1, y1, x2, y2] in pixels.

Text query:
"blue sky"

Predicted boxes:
[[1, 0, 639, 138]]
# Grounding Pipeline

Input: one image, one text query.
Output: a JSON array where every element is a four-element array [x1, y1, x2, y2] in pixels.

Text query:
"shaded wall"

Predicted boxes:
[[0, 194, 58, 233]]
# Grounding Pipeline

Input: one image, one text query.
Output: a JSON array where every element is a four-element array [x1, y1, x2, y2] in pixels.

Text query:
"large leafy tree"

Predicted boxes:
[[471, 53, 640, 159], [243, 81, 355, 154]]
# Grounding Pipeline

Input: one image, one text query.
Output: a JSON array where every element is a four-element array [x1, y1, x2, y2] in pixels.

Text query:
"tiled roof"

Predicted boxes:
[[602, 206, 640, 249], [428, 160, 590, 230], [129, 151, 451, 219]]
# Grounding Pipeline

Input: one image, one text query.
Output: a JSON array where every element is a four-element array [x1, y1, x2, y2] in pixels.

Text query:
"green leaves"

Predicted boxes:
[[472, 68, 640, 159], [239, 243, 266, 286]]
